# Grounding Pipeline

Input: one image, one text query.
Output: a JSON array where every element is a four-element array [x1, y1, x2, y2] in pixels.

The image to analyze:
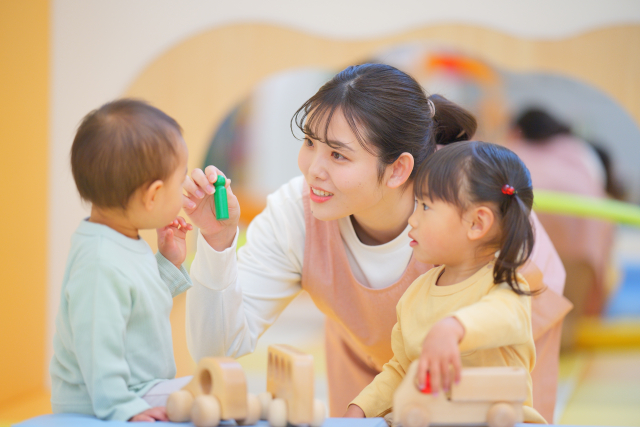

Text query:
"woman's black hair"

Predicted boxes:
[[291, 63, 477, 181], [414, 141, 535, 295]]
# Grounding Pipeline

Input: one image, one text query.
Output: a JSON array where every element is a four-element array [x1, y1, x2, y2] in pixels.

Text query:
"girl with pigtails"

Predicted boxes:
[[181, 64, 568, 420], [346, 141, 547, 424]]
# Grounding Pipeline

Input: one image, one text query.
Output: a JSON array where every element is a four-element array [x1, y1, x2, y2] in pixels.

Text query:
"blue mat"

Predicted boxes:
[[13, 415, 388, 427]]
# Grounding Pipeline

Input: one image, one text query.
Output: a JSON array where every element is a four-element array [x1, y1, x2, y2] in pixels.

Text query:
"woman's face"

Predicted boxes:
[[298, 108, 389, 221]]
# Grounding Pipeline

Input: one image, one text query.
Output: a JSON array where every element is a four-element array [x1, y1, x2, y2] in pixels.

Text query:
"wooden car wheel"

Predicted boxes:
[[487, 403, 517, 427], [268, 397, 288, 427], [311, 399, 326, 427], [191, 395, 221, 427], [400, 405, 429, 427], [238, 393, 262, 425], [166, 389, 194, 422], [257, 391, 273, 420]]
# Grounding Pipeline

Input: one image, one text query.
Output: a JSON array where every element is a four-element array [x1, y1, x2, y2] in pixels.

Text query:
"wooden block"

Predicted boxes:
[[183, 357, 248, 421], [267, 344, 315, 425], [393, 361, 525, 427], [450, 367, 527, 402]]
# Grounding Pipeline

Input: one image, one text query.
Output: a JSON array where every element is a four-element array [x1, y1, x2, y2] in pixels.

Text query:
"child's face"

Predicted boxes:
[[407, 195, 470, 266], [151, 138, 188, 228]]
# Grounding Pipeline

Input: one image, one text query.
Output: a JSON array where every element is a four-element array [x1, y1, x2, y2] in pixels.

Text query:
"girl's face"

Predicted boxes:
[[297, 109, 390, 221], [407, 195, 470, 266]]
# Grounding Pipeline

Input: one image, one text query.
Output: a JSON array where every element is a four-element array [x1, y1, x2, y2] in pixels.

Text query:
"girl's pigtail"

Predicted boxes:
[[494, 187, 536, 295]]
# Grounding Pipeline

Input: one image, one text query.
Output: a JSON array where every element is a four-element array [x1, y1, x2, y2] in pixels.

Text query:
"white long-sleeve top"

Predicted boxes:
[[186, 175, 413, 362]]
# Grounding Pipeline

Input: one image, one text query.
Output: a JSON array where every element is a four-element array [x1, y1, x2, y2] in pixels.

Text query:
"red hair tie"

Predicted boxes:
[[502, 184, 516, 196]]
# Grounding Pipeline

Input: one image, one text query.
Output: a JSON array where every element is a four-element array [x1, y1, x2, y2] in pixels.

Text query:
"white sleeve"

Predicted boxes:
[[186, 176, 306, 361]]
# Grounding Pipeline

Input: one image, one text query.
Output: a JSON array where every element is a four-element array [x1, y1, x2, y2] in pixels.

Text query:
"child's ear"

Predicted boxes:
[[141, 180, 164, 211], [467, 206, 495, 241], [386, 152, 414, 189]]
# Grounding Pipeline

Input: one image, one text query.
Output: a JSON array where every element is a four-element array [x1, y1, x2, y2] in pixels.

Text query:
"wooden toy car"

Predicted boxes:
[[257, 344, 326, 427], [166, 357, 261, 427], [392, 361, 527, 427]]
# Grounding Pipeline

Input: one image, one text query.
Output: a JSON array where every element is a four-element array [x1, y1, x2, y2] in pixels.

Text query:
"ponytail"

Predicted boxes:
[[428, 94, 477, 147], [494, 191, 535, 295], [414, 141, 536, 296]]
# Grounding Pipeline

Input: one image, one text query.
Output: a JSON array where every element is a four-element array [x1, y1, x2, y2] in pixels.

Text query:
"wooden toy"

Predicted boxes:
[[392, 361, 526, 427], [214, 175, 229, 220], [257, 344, 326, 427], [166, 357, 260, 427]]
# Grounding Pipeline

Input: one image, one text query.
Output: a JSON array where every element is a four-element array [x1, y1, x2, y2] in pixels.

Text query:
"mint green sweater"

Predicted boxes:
[[50, 220, 192, 421]]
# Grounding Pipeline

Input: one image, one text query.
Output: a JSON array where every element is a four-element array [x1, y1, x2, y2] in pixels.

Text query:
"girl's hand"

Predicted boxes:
[[157, 216, 193, 269], [416, 317, 465, 396], [129, 406, 168, 422], [344, 404, 365, 418], [183, 166, 240, 251]]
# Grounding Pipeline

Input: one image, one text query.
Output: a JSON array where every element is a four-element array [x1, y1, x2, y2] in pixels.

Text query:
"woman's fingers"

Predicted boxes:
[[190, 169, 212, 196], [183, 175, 204, 199]]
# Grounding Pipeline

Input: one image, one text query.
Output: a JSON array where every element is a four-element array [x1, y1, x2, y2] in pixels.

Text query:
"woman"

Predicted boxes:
[[182, 64, 569, 420]]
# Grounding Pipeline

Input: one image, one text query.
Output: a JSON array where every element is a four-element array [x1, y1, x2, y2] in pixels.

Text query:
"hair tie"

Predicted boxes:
[[501, 184, 517, 196], [427, 99, 436, 119]]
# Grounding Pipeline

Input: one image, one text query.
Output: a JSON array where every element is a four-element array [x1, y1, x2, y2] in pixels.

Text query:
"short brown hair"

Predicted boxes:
[[71, 99, 183, 209]]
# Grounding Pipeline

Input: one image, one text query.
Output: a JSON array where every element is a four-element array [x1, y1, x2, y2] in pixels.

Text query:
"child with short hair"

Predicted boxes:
[[50, 99, 193, 422], [345, 141, 547, 424]]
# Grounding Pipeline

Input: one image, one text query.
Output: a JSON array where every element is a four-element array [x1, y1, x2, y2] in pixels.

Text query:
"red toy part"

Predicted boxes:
[[419, 372, 431, 394]]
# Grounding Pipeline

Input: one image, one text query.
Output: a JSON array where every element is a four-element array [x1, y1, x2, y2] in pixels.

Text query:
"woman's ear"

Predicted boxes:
[[141, 180, 164, 211], [386, 152, 414, 189], [467, 206, 496, 241]]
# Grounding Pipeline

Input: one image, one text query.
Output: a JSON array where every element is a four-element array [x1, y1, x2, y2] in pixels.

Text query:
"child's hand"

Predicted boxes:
[[129, 406, 168, 422], [416, 317, 465, 396], [157, 216, 193, 269], [183, 166, 240, 251], [344, 404, 366, 418]]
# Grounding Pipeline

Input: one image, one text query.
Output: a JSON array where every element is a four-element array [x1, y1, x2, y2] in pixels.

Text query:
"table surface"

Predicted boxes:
[[12, 414, 590, 427], [13, 414, 389, 427]]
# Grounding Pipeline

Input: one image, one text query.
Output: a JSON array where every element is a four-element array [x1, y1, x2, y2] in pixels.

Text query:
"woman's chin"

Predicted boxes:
[[309, 203, 344, 222]]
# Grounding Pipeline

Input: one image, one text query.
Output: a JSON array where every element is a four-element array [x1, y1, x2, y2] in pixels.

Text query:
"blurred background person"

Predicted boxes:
[[507, 108, 616, 349]]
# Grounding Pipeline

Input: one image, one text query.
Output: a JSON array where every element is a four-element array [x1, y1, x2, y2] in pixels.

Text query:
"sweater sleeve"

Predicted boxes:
[[452, 279, 532, 353], [155, 252, 192, 297], [66, 264, 150, 421], [186, 177, 305, 361], [351, 309, 410, 418]]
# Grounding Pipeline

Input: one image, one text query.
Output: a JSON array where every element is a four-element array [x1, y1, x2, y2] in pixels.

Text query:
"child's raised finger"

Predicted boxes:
[[429, 362, 441, 395], [417, 358, 429, 391], [441, 359, 451, 392]]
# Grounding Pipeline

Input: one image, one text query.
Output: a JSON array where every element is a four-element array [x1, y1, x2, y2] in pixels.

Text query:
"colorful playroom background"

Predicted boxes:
[[2, 1, 640, 426]]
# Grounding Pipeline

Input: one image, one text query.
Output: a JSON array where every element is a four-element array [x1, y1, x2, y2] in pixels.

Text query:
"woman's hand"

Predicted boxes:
[[183, 166, 240, 251], [157, 216, 193, 269], [344, 404, 366, 418], [129, 406, 168, 422], [416, 317, 465, 395]]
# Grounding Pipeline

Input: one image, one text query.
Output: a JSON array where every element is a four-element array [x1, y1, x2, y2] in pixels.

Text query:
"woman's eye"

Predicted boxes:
[[422, 203, 429, 211], [331, 151, 345, 160], [304, 137, 314, 147]]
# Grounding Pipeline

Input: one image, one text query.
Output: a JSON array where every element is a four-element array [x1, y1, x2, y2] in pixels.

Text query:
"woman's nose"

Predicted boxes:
[[308, 152, 328, 180]]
